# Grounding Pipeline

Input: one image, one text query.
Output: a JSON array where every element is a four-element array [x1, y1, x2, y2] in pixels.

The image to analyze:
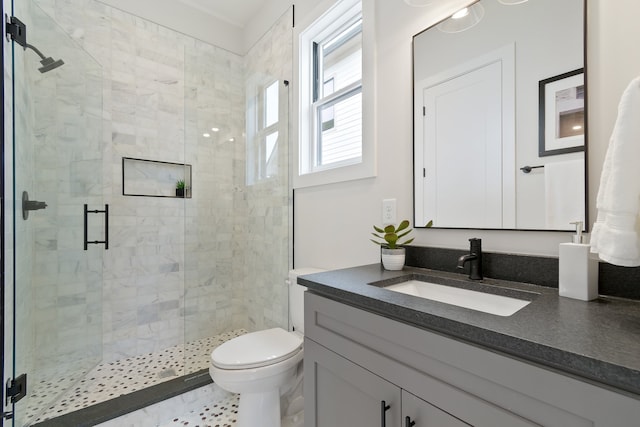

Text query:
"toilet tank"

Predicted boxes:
[[288, 268, 325, 333]]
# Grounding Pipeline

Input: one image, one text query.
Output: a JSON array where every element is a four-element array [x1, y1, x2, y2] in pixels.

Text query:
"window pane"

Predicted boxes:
[[321, 20, 362, 96], [265, 81, 279, 127], [318, 91, 362, 166], [320, 81, 335, 131], [323, 78, 335, 98], [265, 131, 279, 177]]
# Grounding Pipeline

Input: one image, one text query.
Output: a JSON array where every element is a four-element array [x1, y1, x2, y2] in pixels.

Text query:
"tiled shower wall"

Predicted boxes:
[[243, 9, 294, 332], [183, 38, 246, 343], [30, 0, 293, 364], [28, 0, 105, 380]]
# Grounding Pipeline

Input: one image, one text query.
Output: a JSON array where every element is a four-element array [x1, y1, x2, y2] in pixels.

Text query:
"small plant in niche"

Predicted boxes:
[[176, 179, 186, 197], [371, 220, 432, 270]]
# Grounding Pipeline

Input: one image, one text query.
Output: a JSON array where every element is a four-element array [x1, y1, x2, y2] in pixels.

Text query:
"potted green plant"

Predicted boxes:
[[176, 179, 186, 197], [371, 219, 432, 270]]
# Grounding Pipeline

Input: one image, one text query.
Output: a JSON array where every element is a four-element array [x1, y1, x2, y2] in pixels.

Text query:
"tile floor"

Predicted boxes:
[[25, 329, 247, 425], [159, 393, 239, 427]]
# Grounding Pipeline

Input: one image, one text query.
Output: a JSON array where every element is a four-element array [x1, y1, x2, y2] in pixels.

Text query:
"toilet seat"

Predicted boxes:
[[211, 328, 303, 370]]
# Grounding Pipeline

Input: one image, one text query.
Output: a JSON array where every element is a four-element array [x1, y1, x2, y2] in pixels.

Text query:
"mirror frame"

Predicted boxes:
[[412, 0, 588, 231]]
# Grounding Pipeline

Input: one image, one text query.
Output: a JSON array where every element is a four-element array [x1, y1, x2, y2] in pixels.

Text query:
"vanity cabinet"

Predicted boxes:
[[303, 292, 640, 427], [305, 338, 471, 427], [304, 338, 401, 427]]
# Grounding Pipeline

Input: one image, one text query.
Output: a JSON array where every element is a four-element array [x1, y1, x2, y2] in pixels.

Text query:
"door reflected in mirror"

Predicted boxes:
[[413, 0, 586, 231]]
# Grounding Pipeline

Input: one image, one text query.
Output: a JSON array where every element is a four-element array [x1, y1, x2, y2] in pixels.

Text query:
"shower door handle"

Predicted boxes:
[[84, 204, 109, 250]]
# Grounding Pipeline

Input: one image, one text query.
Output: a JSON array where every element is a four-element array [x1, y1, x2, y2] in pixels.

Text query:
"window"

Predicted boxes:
[[313, 18, 362, 168], [321, 78, 335, 131], [295, 0, 375, 188], [247, 80, 280, 184]]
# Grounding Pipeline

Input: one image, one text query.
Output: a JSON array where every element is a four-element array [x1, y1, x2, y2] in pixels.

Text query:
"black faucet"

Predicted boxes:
[[457, 238, 483, 280]]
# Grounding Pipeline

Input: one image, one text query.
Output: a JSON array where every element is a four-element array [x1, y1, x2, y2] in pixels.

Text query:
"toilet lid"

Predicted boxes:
[[211, 328, 303, 369]]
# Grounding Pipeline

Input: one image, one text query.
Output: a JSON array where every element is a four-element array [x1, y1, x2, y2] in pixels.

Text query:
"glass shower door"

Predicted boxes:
[[8, 0, 104, 425]]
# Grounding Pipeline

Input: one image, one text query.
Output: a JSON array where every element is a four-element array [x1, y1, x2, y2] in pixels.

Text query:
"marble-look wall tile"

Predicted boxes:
[[243, 8, 294, 332]]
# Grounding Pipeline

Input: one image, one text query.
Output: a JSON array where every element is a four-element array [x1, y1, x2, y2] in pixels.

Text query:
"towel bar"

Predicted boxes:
[[520, 165, 544, 173]]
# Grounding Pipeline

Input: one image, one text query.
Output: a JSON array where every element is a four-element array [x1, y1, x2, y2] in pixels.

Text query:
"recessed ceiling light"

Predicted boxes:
[[203, 133, 211, 138], [229, 137, 235, 142], [211, 127, 220, 132]]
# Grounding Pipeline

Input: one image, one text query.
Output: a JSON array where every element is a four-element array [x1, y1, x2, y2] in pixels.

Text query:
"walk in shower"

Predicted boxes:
[[4, 0, 293, 425]]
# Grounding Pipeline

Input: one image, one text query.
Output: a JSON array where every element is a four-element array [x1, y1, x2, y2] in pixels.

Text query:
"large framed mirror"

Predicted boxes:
[[413, 0, 586, 231]]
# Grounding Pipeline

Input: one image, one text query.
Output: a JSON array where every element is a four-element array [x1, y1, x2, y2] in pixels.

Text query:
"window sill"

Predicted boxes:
[[293, 159, 376, 188]]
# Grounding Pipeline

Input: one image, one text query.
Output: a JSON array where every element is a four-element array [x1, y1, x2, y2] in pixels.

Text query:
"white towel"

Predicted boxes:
[[544, 159, 585, 230], [590, 77, 640, 266]]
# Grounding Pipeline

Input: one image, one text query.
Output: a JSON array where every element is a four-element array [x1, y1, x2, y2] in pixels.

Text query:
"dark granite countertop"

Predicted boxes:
[[299, 264, 640, 398]]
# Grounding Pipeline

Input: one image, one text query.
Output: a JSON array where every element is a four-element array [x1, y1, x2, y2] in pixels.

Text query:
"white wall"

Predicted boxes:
[[291, 0, 640, 270]]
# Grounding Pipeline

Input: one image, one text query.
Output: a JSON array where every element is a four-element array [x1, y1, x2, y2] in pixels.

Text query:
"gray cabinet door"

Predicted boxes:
[[402, 390, 471, 427], [304, 338, 402, 427]]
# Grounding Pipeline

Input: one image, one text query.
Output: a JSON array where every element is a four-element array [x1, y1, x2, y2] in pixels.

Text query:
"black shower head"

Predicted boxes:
[[38, 56, 65, 73], [25, 43, 64, 74]]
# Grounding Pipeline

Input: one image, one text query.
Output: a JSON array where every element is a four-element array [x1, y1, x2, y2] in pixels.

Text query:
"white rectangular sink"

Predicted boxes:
[[384, 280, 531, 316]]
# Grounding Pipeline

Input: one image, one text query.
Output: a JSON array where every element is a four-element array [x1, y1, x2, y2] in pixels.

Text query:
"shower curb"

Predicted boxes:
[[31, 369, 212, 427]]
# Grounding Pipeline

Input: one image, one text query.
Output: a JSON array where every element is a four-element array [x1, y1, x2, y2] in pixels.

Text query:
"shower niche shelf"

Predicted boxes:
[[122, 157, 192, 198]]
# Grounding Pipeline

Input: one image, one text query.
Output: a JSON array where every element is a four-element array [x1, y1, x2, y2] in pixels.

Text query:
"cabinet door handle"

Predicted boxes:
[[380, 400, 391, 427], [405, 416, 416, 427]]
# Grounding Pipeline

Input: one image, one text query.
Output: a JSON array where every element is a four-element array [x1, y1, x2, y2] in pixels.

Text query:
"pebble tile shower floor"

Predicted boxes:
[[26, 329, 247, 425]]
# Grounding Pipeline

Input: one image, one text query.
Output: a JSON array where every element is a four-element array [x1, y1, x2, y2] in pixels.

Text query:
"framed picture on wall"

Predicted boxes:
[[538, 68, 585, 157]]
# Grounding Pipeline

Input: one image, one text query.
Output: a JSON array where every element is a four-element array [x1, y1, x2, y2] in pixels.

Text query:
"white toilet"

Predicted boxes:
[[209, 268, 324, 427]]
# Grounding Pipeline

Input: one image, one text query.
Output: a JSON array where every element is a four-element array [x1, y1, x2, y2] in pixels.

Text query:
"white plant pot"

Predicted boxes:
[[381, 247, 406, 271]]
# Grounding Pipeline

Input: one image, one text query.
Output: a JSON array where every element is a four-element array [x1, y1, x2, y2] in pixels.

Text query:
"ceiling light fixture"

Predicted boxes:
[[437, 3, 485, 33], [211, 127, 220, 132], [203, 133, 211, 138]]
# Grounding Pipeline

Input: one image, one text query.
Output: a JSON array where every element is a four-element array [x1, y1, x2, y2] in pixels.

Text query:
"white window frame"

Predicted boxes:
[[293, 0, 376, 188]]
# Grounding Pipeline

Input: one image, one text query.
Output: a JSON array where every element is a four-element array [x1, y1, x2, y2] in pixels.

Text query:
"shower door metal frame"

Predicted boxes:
[[0, 0, 6, 423]]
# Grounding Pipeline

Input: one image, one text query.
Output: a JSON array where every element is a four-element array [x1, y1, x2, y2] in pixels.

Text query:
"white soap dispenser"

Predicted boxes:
[[558, 221, 599, 301]]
